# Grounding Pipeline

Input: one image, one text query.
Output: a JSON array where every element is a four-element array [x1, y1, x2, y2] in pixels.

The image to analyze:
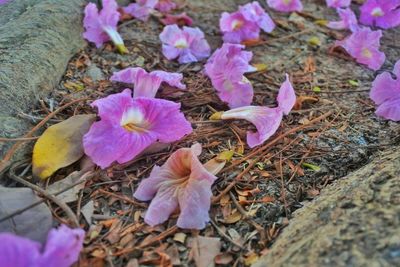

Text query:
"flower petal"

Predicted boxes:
[[91, 89, 133, 124], [144, 186, 179, 226], [375, 97, 400, 121], [134, 166, 166, 201], [0, 233, 41, 267], [370, 72, 399, 105], [277, 74, 296, 115]]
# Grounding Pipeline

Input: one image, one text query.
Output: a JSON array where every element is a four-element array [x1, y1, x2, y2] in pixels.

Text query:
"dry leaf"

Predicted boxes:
[[32, 114, 96, 179], [223, 210, 242, 224], [293, 96, 319, 110], [244, 252, 259, 266], [203, 150, 233, 175], [173, 233, 187, 244], [47, 171, 87, 203], [190, 236, 221, 267], [214, 253, 233, 265]]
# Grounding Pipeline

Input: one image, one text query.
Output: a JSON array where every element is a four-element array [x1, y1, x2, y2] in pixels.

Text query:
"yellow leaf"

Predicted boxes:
[[32, 114, 96, 179], [216, 150, 234, 162], [203, 150, 233, 175], [244, 252, 259, 266], [308, 36, 321, 47], [252, 63, 267, 72]]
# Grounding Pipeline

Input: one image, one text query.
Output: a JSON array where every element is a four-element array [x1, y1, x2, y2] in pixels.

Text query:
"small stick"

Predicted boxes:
[[0, 136, 39, 142], [96, 189, 147, 208], [210, 218, 245, 250]]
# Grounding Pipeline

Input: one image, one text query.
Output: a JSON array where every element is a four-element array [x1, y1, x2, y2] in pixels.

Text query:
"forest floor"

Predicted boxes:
[[3, 0, 400, 266]]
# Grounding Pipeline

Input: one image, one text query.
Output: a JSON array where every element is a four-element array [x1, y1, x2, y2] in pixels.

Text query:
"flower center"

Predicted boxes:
[[174, 38, 188, 49], [282, 0, 292, 5], [362, 48, 372, 59], [232, 19, 244, 30], [120, 108, 148, 132], [371, 7, 384, 17]]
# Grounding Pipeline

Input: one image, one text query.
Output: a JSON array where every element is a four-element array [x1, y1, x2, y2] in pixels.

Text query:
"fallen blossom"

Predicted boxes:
[[326, 0, 351, 8], [239, 2, 276, 33], [134, 143, 217, 229], [0, 0, 9, 4], [327, 8, 359, 31], [83, 89, 192, 168], [110, 67, 186, 98], [159, 25, 211, 64], [210, 74, 296, 147], [335, 27, 385, 70], [0, 225, 84, 267], [123, 0, 157, 22], [370, 59, 400, 121], [83, 0, 127, 53], [360, 0, 400, 29], [267, 0, 303, 12], [160, 13, 193, 26], [204, 43, 256, 108], [155, 0, 177, 13]]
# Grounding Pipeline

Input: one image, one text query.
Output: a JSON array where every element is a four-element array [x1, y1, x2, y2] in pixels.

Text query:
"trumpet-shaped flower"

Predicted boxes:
[[328, 8, 359, 31], [83, 89, 192, 168], [220, 2, 275, 44], [211, 74, 296, 148], [267, 0, 303, 12], [335, 27, 385, 71], [110, 67, 186, 98], [360, 0, 400, 29], [159, 25, 211, 64], [123, 0, 157, 22], [83, 0, 127, 53], [155, 0, 177, 12], [326, 0, 351, 8], [370, 59, 400, 121], [0, 225, 84, 267], [160, 13, 193, 26], [134, 143, 217, 229], [204, 43, 256, 108]]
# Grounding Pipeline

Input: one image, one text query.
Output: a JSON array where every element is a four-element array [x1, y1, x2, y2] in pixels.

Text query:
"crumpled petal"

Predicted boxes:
[[267, 0, 303, 12], [325, 0, 351, 8], [144, 186, 179, 226], [160, 13, 193, 26], [277, 74, 296, 115], [0, 233, 41, 267], [123, 0, 157, 21], [327, 8, 359, 31], [239, 1, 275, 33]]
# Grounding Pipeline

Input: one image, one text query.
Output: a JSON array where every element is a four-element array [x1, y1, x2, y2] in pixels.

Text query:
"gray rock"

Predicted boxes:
[[86, 64, 104, 82]]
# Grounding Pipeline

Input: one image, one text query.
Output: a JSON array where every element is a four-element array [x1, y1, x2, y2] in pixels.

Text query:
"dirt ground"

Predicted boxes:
[[4, 0, 400, 266]]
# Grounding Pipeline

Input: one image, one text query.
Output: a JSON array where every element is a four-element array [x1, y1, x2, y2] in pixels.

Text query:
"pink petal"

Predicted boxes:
[[325, 0, 351, 8], [375, 98, 400, 121], [155, 0, 177, 12], [370, 72, 399, 105], [144, 186, 179, 226], [0, 233, 41, 267], [360, 0, 400, 29], [267, 0, 303, 12], [162, 44, 182, 60], [91, 88, 133, 123], [277, 74, 296, 115], [134, 166, 166, 201], [83, 3, 109, 48], [160, 13, 194, 26], [327, 8, 359, 31], [152, 70, 186, 90], [159, 24, 182, 44], [123, 0, 157, 21], [239, 1, 275, 33], [219, 11, 261, 44]]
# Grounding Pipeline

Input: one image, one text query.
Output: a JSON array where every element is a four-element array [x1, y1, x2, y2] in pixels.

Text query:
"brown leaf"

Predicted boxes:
[[304, 56, 316, 73], [222, 210, 242, 224], [190, 236, 221, 267], [214, 253, 234, 265], [293, 96, 319, 110]]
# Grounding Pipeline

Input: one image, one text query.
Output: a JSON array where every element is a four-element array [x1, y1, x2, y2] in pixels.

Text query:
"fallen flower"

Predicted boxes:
[[239, 2, 276, 34], [327, 8, 359, 31], [0, 225, 84, 267], [160, 12, 193, 26], [335, 27, 385, 71], [83, 0, 128, 53], [123, 0, 157, 22], [204, 43, 256, 108], [360, 0, 400, 29], [210, 74, 296, 147], [326, 0, 351, 8], [267, 0, 303, 12], [83, 89, 192, 168], [155, 0, 177, 13], [0, 0, 9, 4], [159, 25, 211, 64], [110, 67, 186, 98], [370, 59, 400, 121], [134, 143, 217, 229]]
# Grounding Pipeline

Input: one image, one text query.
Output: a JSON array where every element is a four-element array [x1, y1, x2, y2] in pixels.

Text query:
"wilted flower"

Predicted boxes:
[[123, 0, 157, 22], [134, 143, 217, 229], [110, 67, 186, 98], [370, 59, 400, 121], [160, 13, 193, 26], [210, 74, 296, 147], [159, 25, 211, 64], [204, 43, 256, 108], [0, 225, 84, 267], [335, 27, 385, 70], [83, 89, 192, 168], [83, 0, 127, 53], [328, 8, 359, 31], [155, 0, 177, 12], [360, 0, 400, 29], [326, 0, 351, 8], [266, 0, 303, 12], [220, 1, 275, 44]]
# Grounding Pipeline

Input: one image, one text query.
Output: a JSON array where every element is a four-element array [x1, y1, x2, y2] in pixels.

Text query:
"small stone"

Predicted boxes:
[[86, 64, 105, 82]]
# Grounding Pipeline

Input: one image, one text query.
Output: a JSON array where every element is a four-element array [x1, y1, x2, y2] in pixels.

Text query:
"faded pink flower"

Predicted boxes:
[[370, 59, 400, 121], [326, 0, 351, 8], [0, 0, 10, 5], [239, 2, 276, 33], [204, 43, 256, 108], [267, 0, 303, 12], [83, 89, 192, 168], [211, 74, 296, 147], [335, 27, 385, 71], [159, 25, 211, 64], [155, 0, 177, 12], [134, 143, 217, 229], [110, 67, 186, 98], [123, 0, 157, 22], [360, 0, 400, 29], [328, 8, 359, 31], [0, 225, 84, 267], [160, 13, 193, 26], [83, 0, 127, 53]]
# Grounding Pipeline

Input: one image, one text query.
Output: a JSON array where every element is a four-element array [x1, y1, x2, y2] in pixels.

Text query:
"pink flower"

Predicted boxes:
[[211, 74, 296, 148], [134, 143, 217, 229], [110, 67, 186, 98], [83, 89, 192, 168], [0, 225, 84, 267], [370, 59, 400, 121], [204, 43, 256, 108], [328, 8, 359, 31], [83, 0, 127, 53], [0, 0, 10, 5], [219, 2, 275, 44], [160, 13, 193, 26], [155, 0, 177, 13], [159, 25, 211, 64], [123, 0, 157, 22], [360, 0, 400, 29], [335, 27, 385, 71], [266, 0, 303, 12], [326, 0, 351, 8]]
